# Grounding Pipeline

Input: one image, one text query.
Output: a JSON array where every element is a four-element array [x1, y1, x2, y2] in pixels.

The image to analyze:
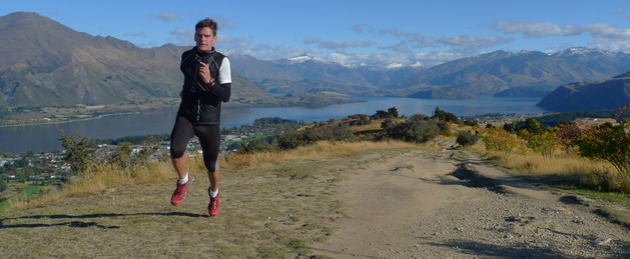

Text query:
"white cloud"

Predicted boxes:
[[546, 42, 574, 52], [333, 49, 356, 57], [216, 35, 323, 60], [438, 35, 514, 52], [588, 39, 630, 53], [492, 20, 630, 42], [316, 40, 375, 49], [170, 28, 194, 46], [412, 51, 468, 67], [378, 40, 409, 53], [150, 12, 184, 22], [303, 37, 321, 44], [351, 24, 372, 33], [492, 20, 582, 38], [216, 35, 252, 50], [583, 24, 630, 40], [615, 8, 626, 13], [214, 15, 238, 30], [124, 31, 147, 37], [378, 28, 408, 38], [326, 52, 354, 65], [303, 39, 375, 50], [409, 34, 437, 48]]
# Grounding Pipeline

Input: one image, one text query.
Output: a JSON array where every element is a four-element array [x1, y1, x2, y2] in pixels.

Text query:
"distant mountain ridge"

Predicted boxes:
[[4, 11, 630, 109], [408, 89, 476, 100], [0, 12, 275, 107], [493, 87, 552, 98], [536, 71, 630, 112], [386, 48, 630, 96]]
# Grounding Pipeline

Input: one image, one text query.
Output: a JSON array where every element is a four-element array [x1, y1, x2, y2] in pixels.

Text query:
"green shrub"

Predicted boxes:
[[381, 114, 440, 143], [276, 124, 356, 150], [243, 138, 275, 153], [0, 179, 6, 192], [456, 131, 479, 146]]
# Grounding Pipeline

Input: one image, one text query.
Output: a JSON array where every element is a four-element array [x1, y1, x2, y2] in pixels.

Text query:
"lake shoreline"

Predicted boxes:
[[0, 96, 550, 154], [0, 112, 140, 129]]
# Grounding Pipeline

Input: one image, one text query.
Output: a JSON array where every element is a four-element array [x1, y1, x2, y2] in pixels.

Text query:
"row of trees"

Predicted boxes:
[[59, 130, 163, 175], [242, 107, 455, 153]]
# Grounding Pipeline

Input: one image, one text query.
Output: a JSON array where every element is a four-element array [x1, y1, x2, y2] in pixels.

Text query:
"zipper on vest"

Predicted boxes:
[[197, 100, 201, 121]]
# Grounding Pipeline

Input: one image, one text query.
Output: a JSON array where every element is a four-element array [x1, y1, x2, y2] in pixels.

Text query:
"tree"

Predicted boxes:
[[431, 106, 458, 123], [572, 105, 630, 184], [372, 110, 390, 119], [387, 107, 399, 118], [58, 130, 99, 174], [555, 123, 581, 153], [503, 122, 520, 134], [521, 129, 560, 158], [481, 127, 516, 153], [521, 118, 546, 136], [575, 120, 630, 182], [107, 142, 133, 169]]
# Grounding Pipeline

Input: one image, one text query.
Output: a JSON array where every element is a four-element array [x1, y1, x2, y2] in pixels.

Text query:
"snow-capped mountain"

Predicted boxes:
[[552, 47, 616, 58], [224, 46, 630, 97]]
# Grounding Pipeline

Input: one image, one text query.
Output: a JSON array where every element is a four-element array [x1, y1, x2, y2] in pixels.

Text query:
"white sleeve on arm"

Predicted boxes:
[[219, 57, 232, 84]]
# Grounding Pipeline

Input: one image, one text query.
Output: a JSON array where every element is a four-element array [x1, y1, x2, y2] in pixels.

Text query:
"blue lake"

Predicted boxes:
[[0, 96, 550, 154]]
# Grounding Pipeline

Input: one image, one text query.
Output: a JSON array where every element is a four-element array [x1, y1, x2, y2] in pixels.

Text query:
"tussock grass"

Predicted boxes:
[[467, 137, 630, 193], [486, 151, 608, 177]]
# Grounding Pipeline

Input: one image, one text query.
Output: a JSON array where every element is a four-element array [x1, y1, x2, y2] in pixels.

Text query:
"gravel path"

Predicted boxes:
[[313, 140, 630, 259]]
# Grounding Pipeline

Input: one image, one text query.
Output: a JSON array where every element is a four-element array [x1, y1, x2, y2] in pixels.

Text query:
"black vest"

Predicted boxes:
[[177, 47, 231, 125]]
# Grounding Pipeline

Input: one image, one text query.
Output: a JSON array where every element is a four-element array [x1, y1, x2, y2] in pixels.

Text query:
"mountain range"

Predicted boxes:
[[536, 72, 630, 112], [2, 11, 630, 112], [0, 12, 346, 108]]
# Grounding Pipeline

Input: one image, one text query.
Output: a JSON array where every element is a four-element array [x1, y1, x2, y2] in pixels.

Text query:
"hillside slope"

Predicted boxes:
[[0, 12, 271, 107], [537, 72, 630, 112], [388, 49, 630, 96], [2, 142, 629, 258]]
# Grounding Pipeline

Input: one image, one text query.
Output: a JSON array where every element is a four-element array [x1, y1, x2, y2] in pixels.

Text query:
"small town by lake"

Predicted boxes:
[[0, 96, 550, 154]]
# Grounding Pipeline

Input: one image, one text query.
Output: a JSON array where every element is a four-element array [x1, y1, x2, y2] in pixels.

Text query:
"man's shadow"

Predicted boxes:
[[0, 212, 207, 229]]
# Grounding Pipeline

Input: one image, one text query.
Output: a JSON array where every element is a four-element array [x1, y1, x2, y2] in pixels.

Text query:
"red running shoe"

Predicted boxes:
[[209, 195, 220, 216], [171, 175, 194, 206]]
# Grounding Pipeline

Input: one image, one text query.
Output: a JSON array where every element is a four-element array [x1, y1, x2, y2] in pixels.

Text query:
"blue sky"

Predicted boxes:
[[3, 0, 630, 67]]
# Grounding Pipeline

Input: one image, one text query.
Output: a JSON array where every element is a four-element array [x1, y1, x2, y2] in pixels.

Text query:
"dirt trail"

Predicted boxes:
[[313, 140, 630, 259]]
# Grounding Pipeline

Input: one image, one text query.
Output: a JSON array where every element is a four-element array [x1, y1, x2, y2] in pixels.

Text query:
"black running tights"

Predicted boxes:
[[170, 116, 220, 172]]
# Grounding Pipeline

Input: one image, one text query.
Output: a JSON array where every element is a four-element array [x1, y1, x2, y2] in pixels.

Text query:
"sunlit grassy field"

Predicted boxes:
[[0, 140, 422, 258]]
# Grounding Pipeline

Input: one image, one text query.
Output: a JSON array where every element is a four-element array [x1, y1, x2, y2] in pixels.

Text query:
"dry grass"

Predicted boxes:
[[220, 140, 416, 170], [0, 140, 423, 258], [485, 150, 609, 177], [465, 136, 630, 192], [10, 162, 173, 210], [10, 140, 417, 210]]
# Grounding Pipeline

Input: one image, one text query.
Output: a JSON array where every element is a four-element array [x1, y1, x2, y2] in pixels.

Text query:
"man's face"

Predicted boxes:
[[194, 27, 217, 52]]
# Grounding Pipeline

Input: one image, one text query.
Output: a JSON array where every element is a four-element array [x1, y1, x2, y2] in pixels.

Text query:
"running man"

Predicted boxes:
[[170, 18, 231, 216]]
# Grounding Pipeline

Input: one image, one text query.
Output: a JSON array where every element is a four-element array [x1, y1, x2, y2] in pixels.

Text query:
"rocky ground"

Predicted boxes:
[[313, 139, 630, 259]]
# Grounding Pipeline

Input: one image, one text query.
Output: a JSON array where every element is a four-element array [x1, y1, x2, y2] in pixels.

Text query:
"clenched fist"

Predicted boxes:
[[199, 62, 212, 85]]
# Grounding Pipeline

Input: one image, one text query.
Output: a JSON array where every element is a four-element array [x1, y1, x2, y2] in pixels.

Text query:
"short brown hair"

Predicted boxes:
[[195, 18, 218, 36]]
